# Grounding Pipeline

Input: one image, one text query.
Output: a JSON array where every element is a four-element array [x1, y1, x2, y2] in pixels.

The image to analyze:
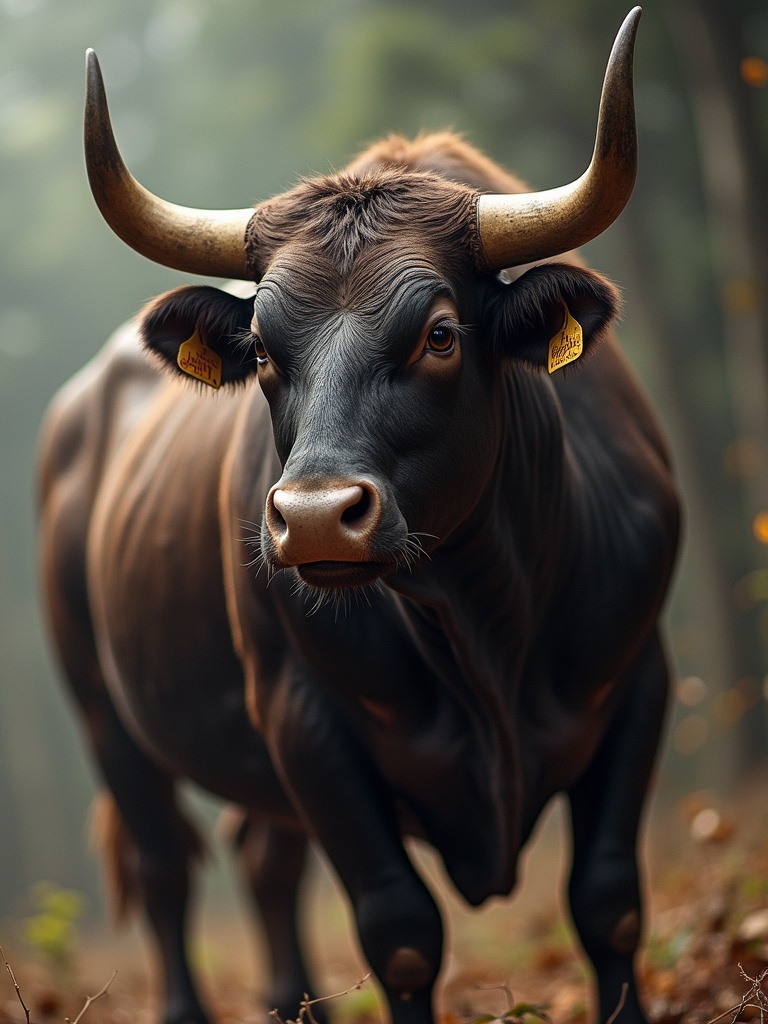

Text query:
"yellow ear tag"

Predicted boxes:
[[176, 328, 222, 389], [547, 304, 583, 374]]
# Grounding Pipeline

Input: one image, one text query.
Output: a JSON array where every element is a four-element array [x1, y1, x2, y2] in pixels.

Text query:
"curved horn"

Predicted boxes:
[[84, 49, 253, 279], [476, 7, 641, 271]]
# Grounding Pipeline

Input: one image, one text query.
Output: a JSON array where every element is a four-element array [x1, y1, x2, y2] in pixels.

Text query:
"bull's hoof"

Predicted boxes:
[[383, 947, 433, 995]]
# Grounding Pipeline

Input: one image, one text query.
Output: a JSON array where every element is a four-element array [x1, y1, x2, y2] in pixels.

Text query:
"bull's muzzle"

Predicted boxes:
[[265, 480, 382, 566]]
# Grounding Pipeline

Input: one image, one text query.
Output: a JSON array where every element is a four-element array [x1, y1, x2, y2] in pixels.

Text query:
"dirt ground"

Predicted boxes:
[[1, 790, 768, 1024]]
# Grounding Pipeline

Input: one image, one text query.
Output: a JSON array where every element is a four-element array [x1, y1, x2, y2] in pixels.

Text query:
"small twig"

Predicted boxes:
[[469, 982, 552, 1024], [705, 965, 768, 1024], [303, 972, 371, 1010], [65, 970, 117, 1024], [1, 946, 31, 1024], [302, 997, 321, 1024], [473, 982, 517, 1014], [269, 973, 372, 1024], [604, 983, 627, 1024]]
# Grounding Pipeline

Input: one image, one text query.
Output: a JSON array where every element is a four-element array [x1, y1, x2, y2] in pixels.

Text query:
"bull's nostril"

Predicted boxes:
[[268, 492, 288, 532], [341, 487, 372, 526], [271, 506, 287, 530]]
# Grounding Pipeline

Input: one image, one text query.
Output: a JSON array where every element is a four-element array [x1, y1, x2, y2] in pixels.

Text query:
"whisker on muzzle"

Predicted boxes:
[[239, 517, 438, 612]]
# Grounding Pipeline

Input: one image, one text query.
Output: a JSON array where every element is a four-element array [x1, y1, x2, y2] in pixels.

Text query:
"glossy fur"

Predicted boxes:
[[38, 133, 679, 1024]]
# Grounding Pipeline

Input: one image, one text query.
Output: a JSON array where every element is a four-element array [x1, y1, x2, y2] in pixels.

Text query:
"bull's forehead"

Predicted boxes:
[[253, 244, 461, 358]]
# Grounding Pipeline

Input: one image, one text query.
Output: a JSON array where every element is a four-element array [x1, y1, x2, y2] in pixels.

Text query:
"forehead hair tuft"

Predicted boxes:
[[246, 167, 479, 280]]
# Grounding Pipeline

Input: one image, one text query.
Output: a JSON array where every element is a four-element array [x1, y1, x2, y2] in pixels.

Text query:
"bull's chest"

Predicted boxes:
[[271, 583, 623, 858]]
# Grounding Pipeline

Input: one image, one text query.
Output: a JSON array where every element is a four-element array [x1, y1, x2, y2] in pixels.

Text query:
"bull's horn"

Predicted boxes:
[[84, 49, 253, 279], [475, 7, 641, 271]]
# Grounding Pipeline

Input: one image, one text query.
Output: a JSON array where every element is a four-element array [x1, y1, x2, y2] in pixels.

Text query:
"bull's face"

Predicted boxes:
[[139, 175, 618, 594], [252, 245, 497, 590]]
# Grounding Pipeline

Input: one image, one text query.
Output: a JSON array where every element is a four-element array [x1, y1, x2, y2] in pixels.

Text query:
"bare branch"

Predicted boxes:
[[705, 965, 768, 1024], [270, 974, 372, 1024], [301, 973, 371, 1012], [472, 982, 517, 1013], [605, 983, 627, 1024], [65, 970, 117, 1024], [1, 946, 31, 1024], [302, 994, 320, 1024]]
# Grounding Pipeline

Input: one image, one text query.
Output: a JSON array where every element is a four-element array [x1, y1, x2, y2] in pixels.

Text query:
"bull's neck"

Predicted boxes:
[[387, 367, 575, 866], [389, 365, 575, 709]]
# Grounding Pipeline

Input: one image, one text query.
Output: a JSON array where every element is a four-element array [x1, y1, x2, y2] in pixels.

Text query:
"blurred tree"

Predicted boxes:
[[662, 0, 768, 768]]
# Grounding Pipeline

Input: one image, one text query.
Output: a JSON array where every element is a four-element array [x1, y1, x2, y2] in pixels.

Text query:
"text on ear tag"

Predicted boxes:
[[177, 328, 222, 389], [548, 304, 583, 374]]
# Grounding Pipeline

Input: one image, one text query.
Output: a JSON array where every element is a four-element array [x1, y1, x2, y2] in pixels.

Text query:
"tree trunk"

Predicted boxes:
[[665, 0, 768, 766]]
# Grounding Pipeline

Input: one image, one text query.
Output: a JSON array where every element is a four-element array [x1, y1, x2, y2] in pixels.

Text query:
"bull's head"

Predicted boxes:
[[84, 10, 638, 592]]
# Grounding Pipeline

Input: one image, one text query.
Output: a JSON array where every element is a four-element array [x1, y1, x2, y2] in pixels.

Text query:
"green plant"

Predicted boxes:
[[471, 1007, 551, 1024], [24, 882, 86, 975], [470, 984, 552, 1024]]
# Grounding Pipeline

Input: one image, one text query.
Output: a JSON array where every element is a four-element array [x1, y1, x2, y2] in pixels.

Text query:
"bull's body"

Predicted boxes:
[[40, 12, 679, 1024], [42, 281, 675, 866]]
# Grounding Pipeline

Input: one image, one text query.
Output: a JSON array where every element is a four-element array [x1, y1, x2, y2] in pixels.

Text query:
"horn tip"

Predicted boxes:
[[85, 49, 105, 95], [622, 7, 642, 37], [610, 7, 642, 70]]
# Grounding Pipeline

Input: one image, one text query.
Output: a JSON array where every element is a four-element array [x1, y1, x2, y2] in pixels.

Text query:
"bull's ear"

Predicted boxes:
[[139, 285, 257, 387], [482, 263, 620, 369]]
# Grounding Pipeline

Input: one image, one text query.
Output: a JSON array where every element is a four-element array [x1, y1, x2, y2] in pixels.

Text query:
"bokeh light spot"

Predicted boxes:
[[675, 675, 707, 707], [754, 511, 768, 545], [690, 807, 735, 844], [741, 56, 768, 88]]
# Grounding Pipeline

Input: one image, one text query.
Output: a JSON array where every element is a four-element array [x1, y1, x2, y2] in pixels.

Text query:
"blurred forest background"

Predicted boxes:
[[1, 0, 768, 930]]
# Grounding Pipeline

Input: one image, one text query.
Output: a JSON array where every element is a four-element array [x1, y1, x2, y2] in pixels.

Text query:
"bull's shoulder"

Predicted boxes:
[[548, 334, 681, 675], [554, 332, 669, 461], [37, 320, 165, 505]]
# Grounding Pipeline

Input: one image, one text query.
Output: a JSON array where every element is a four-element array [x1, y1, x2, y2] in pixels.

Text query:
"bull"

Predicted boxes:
[[38, 8, 679, 1024]]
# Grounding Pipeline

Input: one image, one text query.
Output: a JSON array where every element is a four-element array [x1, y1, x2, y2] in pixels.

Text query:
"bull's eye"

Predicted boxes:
[[405, 301, 462, 368], [252, 333, 269, 365], [426, 325, 455, 353]]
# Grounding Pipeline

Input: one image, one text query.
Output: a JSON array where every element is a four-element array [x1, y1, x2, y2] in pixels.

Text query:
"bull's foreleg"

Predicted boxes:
[[224, 811, 320, 1022], [566, 629, 668, 1024], [265, 668, 443, 1024]]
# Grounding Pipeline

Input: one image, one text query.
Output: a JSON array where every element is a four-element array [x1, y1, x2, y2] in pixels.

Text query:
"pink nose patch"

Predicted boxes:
[[268, 483, 377, 564]]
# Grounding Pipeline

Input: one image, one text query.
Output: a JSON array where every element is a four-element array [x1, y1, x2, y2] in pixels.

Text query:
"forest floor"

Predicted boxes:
[[1, 789, 768, 1024]]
